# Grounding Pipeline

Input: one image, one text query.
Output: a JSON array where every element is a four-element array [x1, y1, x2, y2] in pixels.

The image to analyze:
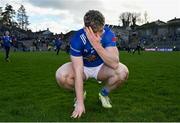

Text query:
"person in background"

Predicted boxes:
[[2, 31, 12, 62], [133, 43, 142, 55], [12, 35, 18, 52], [54, 37, 62, 55]]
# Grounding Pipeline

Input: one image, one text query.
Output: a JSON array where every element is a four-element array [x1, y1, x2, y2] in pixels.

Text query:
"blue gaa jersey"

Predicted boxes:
[[2, 36, 12, 47], [70, 26, 117, 67]]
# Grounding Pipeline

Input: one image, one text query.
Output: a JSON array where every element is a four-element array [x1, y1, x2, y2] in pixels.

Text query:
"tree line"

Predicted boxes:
[[119, 11, 148, 28], [0, 3, 149, 31], [0, 4, 29, 31]]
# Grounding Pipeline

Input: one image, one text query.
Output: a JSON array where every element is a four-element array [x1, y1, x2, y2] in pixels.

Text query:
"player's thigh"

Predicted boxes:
[[97, 64, 116, 81], [97, 63, 128, 81], [56, 62, 74, 80], [56, 62, 86, 81]]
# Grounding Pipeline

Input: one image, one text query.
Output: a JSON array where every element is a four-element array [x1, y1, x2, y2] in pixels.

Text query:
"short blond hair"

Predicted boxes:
[[84, 10, 105, 33]]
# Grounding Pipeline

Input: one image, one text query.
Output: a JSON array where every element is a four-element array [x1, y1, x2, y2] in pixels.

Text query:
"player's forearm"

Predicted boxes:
[[94, 45, 119, 69], [74, 70, 84, 104], [71, 56, 84, 104]]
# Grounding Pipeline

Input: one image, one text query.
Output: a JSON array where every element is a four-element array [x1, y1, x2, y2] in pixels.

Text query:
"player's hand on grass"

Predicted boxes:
[[85, 27, 101, 49], [71, 103, 85, 118]]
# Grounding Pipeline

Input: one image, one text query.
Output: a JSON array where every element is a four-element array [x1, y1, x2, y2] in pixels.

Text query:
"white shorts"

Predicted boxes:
[[84, 64, 104, 80]]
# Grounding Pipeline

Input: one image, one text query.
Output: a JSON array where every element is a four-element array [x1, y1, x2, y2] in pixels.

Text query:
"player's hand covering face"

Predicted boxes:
[[85, 27, 102, 49]]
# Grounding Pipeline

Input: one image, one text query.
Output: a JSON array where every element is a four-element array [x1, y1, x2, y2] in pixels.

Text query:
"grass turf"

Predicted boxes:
[[0, 51, 180, 121]]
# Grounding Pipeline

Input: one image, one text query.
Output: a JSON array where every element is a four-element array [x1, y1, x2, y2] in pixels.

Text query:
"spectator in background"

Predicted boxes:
[[12, 35, 18, 52], [133, 43, 142, 55], [21, 42, 26, 52], [65, 44, 70, 54], [33, 40, 38, 51], [54, 37, 62, 55], [127, 45, 131, 53], [2, 31, 12, 62]]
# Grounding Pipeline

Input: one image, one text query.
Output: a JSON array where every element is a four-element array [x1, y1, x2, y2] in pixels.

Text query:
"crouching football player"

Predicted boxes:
[[56, 10, 129, 118]]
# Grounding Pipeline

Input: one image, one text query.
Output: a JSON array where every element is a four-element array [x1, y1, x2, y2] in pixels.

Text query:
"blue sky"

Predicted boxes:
[[0, 0, 180, 33]]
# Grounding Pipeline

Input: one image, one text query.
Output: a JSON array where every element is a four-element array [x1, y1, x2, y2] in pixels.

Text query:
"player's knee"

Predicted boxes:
[[117, 65, 129, 82], [121, 65, 129, 81], [55, 69, 67, 87]]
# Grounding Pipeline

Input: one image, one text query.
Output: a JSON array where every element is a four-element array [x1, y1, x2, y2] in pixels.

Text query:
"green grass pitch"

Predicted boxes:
[[0, 51, 180, 121]]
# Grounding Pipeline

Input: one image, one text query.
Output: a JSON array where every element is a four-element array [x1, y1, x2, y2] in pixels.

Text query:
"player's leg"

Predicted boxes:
[[56, 62, 87, 107], [133, 48, 136, 54], [138, 48, 140, 55], [97, 63, 129, 108], [5, 46, 10, 61], [55, 62, 86, 90], [7, 47, 10, 59], [98, 63, 129, 91], [56, 47, 60, 55]]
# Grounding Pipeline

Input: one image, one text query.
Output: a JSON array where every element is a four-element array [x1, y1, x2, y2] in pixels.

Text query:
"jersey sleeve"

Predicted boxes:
[[70, 33, 83, 56], [102, 30, 117, 48]]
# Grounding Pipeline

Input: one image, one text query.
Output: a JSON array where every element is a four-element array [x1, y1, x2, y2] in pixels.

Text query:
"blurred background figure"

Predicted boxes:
[[54, 37, 62, 55], [12, 35, 18, 52], [2, 31, 12, 62], [133, 43, 142, 55]]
